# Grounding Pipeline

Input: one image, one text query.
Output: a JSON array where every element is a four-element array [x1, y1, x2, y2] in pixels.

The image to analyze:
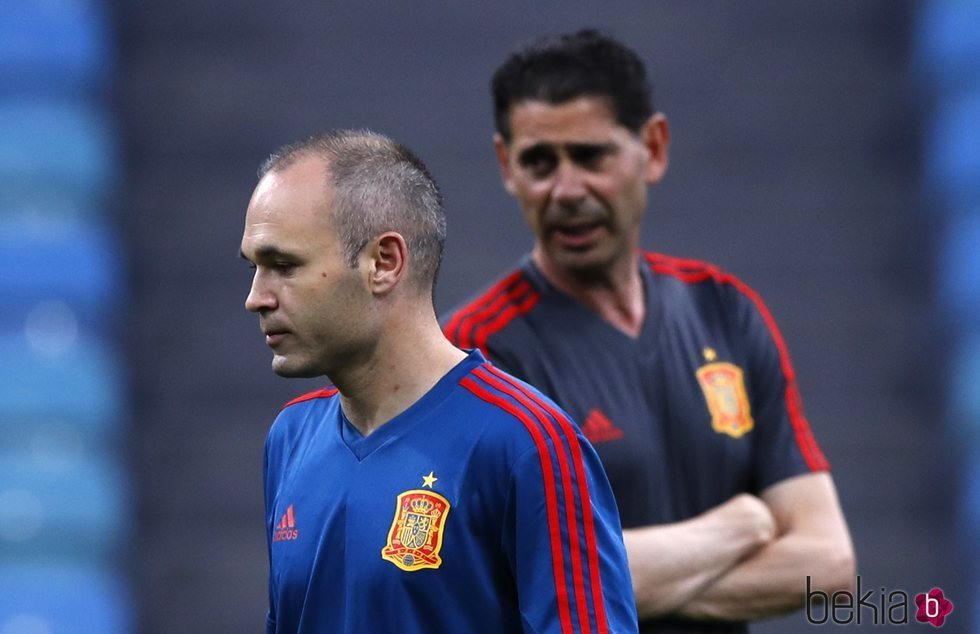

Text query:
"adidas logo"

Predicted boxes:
[[580, 409, 624, 444], [273, 505, 299, 542]]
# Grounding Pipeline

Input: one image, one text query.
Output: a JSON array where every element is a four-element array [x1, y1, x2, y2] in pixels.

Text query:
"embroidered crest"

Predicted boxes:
[[381, 489, 451, 571], [696, 362, 754, 438]]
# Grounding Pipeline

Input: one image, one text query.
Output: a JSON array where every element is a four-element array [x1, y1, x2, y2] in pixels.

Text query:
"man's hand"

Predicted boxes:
[[624, 492, 777, 618], [676, 473, 855, 622], [722, 493, 778, 547]]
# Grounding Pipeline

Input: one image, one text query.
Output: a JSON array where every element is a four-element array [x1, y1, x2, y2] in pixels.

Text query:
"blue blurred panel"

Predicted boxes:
[[0, 219, 124, 331], [0, 334, 123, 433], [0, 416, 109, 477], [951, 332, 980, 430], [0, 101, 117, 210], [0, 0, 112, 97], [0, 455, 126, 562], [938, 210, 980, 325], [0, 564, 131, 633], [915, 0, 980, 91], [925, 90, 980, 210], [0, 195, 100, 224]]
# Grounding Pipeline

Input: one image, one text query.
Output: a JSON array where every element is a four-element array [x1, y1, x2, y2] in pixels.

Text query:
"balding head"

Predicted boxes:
[[259, 130, 446, 297]]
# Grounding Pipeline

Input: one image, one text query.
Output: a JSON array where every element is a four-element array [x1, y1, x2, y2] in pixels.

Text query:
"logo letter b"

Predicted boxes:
[[925, 594, 940, 618]]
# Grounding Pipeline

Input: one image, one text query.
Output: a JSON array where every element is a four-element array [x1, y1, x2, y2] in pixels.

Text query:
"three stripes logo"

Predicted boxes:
[[579, 409, 624, 444], [273, 505, 299, 542]]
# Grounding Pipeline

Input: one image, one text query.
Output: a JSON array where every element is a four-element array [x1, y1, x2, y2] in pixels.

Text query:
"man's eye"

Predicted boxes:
[[273, 261, 297, 273], [518, 148, 557, 177], [569, 146, 607, 169]]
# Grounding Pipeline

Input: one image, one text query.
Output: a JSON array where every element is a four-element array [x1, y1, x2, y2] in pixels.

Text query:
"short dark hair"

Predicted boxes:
[[491, 29, 654, 142], [258, 130, 446, 294]]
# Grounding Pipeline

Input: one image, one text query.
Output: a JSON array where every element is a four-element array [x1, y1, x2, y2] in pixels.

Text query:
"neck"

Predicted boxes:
[[533, 248, 646, 338], [332, 303, 466, 436]]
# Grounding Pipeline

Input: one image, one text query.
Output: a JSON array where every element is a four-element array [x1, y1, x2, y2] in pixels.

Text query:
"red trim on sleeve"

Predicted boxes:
[[459, 374, 575, 634], [473, 366, 594, 634], [645, 252, 830, 472], [280, 387, 339, 410], [483, 366, 610, 634], [444, 270, 525, 346], [461, 280, 533, 348], [444, 270, 540, 355], [473, 288, 540, 353]]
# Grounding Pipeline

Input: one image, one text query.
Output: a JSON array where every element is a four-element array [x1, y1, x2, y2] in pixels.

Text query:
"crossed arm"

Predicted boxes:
[[624, 472, 855, 622]]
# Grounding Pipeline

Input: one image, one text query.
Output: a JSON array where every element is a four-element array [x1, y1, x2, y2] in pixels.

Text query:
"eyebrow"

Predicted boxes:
[[566, 141, 617, 154], [518, 142, 554, 156], [518, 141, 617, 157], [239, 245, 298, 262]]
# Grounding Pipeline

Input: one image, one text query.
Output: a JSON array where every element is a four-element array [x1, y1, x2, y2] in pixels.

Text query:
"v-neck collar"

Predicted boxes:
[[521, 254, 663, 349], [338, 349, 486, 461]]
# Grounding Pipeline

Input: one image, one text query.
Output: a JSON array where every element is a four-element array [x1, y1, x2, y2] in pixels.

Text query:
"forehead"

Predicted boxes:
[[506, 97, 627, 146], [241, 155, 335, 252]]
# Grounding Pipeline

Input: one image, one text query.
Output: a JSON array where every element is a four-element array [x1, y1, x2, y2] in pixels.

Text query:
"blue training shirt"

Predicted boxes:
[[263, 349, 638, 634]]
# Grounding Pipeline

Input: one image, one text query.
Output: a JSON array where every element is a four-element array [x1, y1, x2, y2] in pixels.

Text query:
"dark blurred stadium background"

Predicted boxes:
[[2, 1, 978, 632]]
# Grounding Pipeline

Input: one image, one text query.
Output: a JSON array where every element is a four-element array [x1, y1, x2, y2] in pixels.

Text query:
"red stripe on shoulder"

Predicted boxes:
[[723, 277, 830, 472], [644, 251, 722, 281], [281, 387, 338, 410], [444, 270, 525, 345], [646, 251, 829, 472], [469, 366, 612, 632], [445, 270, 539, 354], [473, 366, 593, 633], [459, 369, 575, 634], [472, 287, 539, 353], [483, 366, 609, 633]]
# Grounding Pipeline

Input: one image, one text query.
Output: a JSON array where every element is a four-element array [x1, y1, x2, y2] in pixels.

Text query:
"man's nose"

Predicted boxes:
[[551, 162, 588, 203], [245, 272, 277, 313]]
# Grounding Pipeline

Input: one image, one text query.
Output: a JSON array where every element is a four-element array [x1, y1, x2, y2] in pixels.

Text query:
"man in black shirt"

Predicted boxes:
[[444, 30, 855, 633]]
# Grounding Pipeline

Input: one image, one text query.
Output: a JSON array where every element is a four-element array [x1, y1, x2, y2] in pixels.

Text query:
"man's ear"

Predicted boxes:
[[365, 232, 408, 296], [493, 133, 517, 195], [641, 113, 670, 185]]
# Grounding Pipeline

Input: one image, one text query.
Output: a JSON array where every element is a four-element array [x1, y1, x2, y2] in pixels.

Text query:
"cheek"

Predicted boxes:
[[522, 183, 554, 216], [610, 169, 647, 210], [513, 175, 549, 202], [520, 204, 541, 228]]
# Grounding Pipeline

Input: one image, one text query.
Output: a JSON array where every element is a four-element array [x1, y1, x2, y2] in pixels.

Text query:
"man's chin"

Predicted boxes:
[[550, 246, 616, 274], [271, 355, 320, 379]]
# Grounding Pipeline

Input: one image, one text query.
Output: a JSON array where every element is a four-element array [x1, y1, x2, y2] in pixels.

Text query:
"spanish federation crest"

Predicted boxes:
[[381, 489, 451, 571], [696, 362, 755, 438]]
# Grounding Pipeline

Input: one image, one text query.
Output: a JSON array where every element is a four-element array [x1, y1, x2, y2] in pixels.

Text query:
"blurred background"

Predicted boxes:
[[1, 1, 977, 632]]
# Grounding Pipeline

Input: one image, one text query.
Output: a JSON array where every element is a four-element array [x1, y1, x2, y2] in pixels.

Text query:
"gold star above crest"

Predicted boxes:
[[703, 347, 717, 361], [422, 471, 438, 488]]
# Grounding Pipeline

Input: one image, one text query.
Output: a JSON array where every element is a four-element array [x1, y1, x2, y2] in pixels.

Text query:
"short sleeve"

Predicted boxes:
[[729, 282, 829, 492], [503, 434, 638, 633]]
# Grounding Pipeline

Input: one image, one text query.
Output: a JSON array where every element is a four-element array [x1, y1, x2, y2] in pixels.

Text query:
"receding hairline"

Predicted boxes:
[[252, 129, 447, 293], [249, 151, 338, 227], [258, 130, 397, 180]]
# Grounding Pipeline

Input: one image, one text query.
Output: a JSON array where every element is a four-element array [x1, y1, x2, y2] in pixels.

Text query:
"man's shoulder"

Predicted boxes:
[[455, 362, 581, 452], [280, 387, 339, 411], [440, 266, 541, 351], [644, 251, 736, 286], [268, 386, 339, 437], [642, 251, 764, 308]]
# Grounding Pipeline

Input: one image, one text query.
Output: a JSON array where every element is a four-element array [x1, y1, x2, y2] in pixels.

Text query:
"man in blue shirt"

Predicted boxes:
[[443, 31, 855, 632], [240, 129, 637, 633]]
